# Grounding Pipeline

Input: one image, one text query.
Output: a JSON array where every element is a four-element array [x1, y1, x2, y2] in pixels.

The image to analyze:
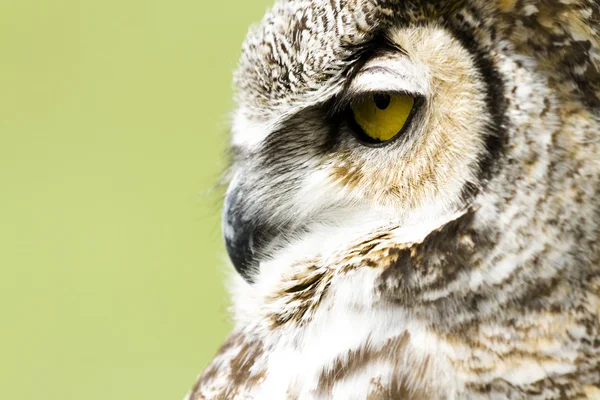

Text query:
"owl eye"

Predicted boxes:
[[348, 93, 416, 145]]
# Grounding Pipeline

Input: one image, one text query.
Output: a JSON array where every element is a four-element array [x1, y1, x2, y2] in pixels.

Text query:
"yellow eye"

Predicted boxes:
[[350, 93, 415, 143]]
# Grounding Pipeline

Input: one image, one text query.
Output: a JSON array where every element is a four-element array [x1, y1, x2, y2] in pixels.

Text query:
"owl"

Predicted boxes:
[[187, 0, 600, 398]]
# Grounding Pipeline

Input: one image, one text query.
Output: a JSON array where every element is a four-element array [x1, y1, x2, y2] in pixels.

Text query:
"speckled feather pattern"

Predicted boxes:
[[189, 0, 600, 399]]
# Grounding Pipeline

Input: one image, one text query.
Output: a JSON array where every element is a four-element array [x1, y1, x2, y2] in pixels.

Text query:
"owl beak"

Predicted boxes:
[[222, 182, 273, 284]]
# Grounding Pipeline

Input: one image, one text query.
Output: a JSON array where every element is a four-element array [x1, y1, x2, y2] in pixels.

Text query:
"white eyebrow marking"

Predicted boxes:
[[231, 84, 345, 150], [231, 109, 274, 149]]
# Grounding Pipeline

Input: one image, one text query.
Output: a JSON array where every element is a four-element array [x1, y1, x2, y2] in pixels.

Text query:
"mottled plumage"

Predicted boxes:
[[189, 0, 600, 398]]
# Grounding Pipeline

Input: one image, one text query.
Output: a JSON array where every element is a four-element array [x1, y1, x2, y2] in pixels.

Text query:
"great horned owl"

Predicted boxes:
[[188, 0, 600, 398]]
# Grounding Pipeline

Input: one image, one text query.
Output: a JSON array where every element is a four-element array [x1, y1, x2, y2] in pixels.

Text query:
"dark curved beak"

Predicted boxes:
[[222, 183, 273, 283]]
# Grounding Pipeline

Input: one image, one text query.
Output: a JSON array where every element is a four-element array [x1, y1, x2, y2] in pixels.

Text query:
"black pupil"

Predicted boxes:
[[374, 94, 391, 110]]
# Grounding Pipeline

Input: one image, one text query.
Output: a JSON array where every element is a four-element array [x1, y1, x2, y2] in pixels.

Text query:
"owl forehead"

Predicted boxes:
[[234, 0, 489, 125]]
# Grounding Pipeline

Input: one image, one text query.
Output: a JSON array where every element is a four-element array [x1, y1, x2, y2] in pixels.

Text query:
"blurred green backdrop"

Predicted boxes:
[[0, 1, 272, 399]]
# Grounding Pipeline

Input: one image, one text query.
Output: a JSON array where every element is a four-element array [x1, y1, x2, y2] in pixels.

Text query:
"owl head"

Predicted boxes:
[[221, 0, 600, 328]]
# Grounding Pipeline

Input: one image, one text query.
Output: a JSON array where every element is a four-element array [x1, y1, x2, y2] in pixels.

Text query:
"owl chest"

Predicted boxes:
[[193, 311, 598, 400], [251, 324, 590, 399], [245, 328, 454, 399], [225, 300, 460, 399], [196, 266, 600, 399]]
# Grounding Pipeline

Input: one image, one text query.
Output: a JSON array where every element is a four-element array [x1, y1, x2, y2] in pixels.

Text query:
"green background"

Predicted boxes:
[[0, 1, 272, 399]]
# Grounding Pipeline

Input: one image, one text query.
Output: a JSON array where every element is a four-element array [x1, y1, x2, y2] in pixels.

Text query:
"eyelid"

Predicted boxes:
[[347, 55, 429, 98]]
